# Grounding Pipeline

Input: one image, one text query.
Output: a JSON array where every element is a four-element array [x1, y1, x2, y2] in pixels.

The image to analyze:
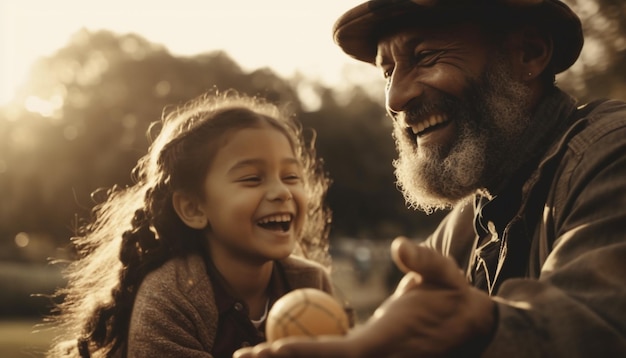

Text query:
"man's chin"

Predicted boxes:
[[394, 159, 478, 213], [402, 185, 472, 214], [395, 170, 453, 213]]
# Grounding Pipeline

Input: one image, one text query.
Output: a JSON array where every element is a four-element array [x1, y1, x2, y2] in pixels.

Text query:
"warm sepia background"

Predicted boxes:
[[1, 1, 625, 356]]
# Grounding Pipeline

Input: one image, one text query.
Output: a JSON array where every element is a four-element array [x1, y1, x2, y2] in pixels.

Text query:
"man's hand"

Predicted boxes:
[[233, 237, 495, 358]]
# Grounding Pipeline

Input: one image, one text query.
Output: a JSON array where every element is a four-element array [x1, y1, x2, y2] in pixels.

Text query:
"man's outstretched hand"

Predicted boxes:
[[234, 237, 495, 358]]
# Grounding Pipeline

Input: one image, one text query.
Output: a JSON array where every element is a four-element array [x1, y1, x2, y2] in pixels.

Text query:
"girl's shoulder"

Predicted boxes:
[[139, 254, 211, 296]]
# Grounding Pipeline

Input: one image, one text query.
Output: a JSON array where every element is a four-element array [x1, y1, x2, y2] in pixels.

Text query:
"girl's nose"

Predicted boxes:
[[267, 181, 292, 201]]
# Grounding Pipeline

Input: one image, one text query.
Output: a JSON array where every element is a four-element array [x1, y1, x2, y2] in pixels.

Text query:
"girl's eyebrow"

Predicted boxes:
[[227, 157, 300, 173]]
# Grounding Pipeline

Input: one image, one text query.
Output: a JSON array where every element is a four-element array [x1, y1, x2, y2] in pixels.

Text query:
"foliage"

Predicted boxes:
[[558, 0, 626, 101], [0, 29, 442, 263], [1, 0, 625, 264]]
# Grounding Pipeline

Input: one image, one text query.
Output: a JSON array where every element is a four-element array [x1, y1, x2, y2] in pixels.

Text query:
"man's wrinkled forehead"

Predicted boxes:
[[374, 28, 421, 68], [373, 22, 478, 67]]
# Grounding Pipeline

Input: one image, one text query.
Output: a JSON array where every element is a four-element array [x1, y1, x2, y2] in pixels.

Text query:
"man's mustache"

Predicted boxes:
[[397, 94, 461, 124]]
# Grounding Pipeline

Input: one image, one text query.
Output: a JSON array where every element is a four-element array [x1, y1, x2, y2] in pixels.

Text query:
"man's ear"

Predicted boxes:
[[172, 191, 208, 229], [509, 25, 553, 82]]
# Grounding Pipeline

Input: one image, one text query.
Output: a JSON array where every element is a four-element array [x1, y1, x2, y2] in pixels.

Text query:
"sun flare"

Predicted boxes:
[[0, 0, 369, 106]]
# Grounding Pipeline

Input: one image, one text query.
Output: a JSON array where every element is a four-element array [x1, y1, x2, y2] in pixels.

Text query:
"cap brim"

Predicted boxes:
[[333, 0, 452, 64], [333, 0, 583, 74]]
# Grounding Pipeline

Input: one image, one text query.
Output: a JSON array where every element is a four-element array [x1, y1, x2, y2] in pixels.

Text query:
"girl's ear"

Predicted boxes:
[[172, 191, 208, 229], [508, 25, 553, 82]]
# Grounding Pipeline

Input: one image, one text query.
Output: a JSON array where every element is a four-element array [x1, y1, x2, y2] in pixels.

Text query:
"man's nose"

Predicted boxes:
[[385, 69, 423, 118]]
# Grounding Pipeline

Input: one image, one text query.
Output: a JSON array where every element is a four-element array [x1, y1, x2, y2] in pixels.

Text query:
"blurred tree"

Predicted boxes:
[[558, 0, 626, 101], [1, 2, 625, 262], [0, 29, 302, 258]]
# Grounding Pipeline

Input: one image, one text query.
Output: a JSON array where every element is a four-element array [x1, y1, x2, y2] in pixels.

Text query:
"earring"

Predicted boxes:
[[528, 72, 533, 77]]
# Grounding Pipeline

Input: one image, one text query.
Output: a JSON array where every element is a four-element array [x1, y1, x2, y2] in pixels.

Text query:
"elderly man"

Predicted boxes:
[[235, 0, 626, 357]]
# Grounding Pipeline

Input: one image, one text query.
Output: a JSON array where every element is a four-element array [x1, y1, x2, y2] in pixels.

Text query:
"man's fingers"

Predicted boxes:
[[394, 272, 422, 296], [234, 336, 353, 358], [273, 337, 350, 358], [391, 236, 465, 289], [390, 236, 416, 274], [233, 343, 273, 358]]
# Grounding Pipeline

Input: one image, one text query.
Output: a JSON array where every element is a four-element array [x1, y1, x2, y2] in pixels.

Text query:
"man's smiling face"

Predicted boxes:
[[377, 23, 533, 212]]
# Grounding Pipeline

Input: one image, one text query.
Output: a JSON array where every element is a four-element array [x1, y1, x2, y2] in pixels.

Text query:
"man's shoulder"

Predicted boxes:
[[564, 98, 626, 150], [543, 98, 626, 160], [576, 98, 626, 125]]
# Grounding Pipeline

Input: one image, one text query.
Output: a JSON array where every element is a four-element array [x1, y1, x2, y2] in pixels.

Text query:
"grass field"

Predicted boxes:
[[0, 319, 56, 358], [0, 241, 395, 357]]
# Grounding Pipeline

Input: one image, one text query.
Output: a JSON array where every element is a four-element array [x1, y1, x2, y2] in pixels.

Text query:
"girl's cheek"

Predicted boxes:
[[296, 191, 309, 218]]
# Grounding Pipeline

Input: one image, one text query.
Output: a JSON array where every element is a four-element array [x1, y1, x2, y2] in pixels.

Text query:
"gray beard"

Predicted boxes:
[[393, 58, 533, 213]]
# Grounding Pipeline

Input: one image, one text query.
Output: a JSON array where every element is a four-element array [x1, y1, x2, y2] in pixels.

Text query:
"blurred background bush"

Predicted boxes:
[[1, 0, 625, 356]]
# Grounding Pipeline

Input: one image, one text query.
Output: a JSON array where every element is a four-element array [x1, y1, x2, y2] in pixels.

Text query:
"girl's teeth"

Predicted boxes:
[[259, 214, 291, 224]]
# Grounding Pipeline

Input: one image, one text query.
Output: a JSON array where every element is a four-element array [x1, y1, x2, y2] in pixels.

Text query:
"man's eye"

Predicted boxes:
[[414, 50, 443, 66]]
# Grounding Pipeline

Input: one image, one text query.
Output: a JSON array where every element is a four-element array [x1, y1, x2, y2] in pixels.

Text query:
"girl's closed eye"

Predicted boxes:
[[237, 175, 263, 185], [283, 172, 302, 183]]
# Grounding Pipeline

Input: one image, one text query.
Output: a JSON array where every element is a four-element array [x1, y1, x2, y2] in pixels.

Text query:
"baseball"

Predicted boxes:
[[266, 288, 350, 342]]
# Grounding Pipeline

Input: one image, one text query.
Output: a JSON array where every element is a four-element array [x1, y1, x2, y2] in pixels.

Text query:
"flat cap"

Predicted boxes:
[[333, 0, 583, 74]]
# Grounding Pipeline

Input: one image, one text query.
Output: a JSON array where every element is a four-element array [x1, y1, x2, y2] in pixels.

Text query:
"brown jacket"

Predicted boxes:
[[426, 90, 626, 357], [127, 254, 333, 357]]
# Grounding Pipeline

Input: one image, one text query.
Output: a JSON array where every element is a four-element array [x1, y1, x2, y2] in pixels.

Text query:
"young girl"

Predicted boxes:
[[46, 91, 334, 358]]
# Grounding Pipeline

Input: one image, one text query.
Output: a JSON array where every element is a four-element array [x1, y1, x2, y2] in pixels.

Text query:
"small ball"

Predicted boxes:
[[266, 288, 350, 342]]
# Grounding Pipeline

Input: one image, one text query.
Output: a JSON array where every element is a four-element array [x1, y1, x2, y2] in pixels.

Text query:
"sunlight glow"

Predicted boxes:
[[10, 126, 38, 152], [63, 125, 79, 141], [296, 81, 323, 112], [1, 0, 370, 106], [15, 232, 30, 248], [24, 95, 63, 117]]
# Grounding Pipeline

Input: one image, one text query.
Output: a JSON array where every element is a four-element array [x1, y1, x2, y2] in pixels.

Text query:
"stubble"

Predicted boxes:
[[393, 56, 533, 213]]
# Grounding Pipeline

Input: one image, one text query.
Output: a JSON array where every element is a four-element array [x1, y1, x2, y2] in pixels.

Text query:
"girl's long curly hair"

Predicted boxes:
[[46, 90, 331, 357]]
